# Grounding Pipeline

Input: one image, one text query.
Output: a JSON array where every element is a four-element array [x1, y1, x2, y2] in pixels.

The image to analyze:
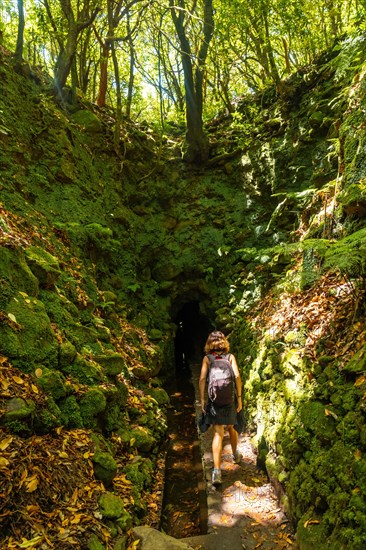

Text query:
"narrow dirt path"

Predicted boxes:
[[184, 362, 298, 550]]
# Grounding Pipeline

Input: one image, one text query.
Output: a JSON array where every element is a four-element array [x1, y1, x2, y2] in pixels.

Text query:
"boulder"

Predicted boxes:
[[0, 293, 58, 369], [0, 247, 38, 300], [3, 397, 36, 421], [70, 109, 102, 133], [92, 451, 117, 486], [94, 352, 128, 376], [132, 526, 193, 549], [130, 426, 156, 452], [25, 246, 61, 288], [98, 492, 126, 519]]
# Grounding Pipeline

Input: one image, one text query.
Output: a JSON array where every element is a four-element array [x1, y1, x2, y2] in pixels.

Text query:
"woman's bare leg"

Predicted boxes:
[[212, 425, 224, 469], [228, 424, 238, 455]]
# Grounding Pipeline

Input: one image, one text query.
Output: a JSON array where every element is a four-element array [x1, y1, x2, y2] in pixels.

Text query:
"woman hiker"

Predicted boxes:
[[199, 331, 243, 486]]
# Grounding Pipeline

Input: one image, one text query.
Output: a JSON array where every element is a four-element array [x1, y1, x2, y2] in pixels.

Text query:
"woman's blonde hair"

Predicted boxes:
[[204, 331, 230, 354]]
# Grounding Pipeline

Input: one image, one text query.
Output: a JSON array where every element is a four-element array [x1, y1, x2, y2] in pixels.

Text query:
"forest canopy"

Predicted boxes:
[[1, 0, 365, 160]]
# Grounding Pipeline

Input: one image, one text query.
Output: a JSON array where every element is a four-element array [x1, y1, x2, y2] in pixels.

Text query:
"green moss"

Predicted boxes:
[[0, 292, 58, 372], [61, 354, 106, 385], [25, 246, 61, 288], [102, 403, 123, 433], [339, 179, 366, 209], [58, 341, 77, 368], [65, 322, 101, 351], [288, 441, 361, 546], [144, 387, 170, 406], [296, 514, 332, 550], [2, 419, 31, 436], [130, 426, 156, 453], [59, 395, 83, 428], [124, 458, 153, 491], [2, 397, 36, 422], [87, 534, 105, 550], [39, 289, 77, 327], [115, 379, 129, 407], [0, 276, 16, 310], [79, 388, 107, 428], [115, 427, 133, 449], [94, 352, 128, 376], [0, 247, 38, 300], [129, 485, 146, 516], [98, 492, 125, 520], [35, 397, 62, 433], [300, 401, 337, 443], [70, 110, 102, 133], [36, 368, 68, 399], [92, 451, 117, 486], [343, 344, 366, 374]]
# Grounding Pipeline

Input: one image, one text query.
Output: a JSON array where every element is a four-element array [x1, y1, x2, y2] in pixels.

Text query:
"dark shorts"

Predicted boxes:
[[205, 400, 237, 426]]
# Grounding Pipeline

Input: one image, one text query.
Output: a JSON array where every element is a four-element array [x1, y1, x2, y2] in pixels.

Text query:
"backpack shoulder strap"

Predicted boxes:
[[225, 354, 235, 379], [206, 354, 215, 365]]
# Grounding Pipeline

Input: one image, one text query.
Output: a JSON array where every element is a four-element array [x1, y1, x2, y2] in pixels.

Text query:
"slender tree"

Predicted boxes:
[[169, 0, 214, 164], [15, 0, 25, 62], [45, 0, 100, 94], [94, 0, 146, 109]]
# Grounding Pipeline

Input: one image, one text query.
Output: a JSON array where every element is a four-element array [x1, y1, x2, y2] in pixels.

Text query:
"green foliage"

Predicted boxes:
[[324, 227, 366, 276], [325, 34, 366, 84]]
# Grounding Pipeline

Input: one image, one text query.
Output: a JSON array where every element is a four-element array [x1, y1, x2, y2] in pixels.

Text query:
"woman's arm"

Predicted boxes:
[[230, 354, 242, 412], [199, 356, 209, 413]]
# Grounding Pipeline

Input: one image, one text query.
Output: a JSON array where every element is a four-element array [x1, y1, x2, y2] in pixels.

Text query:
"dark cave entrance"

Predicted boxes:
[[173, 301, 214, 372], [160, 302, 213, 538]]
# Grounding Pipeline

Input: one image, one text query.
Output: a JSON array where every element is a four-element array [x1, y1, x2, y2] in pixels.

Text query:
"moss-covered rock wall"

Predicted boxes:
[[225, 35, 366, 549]]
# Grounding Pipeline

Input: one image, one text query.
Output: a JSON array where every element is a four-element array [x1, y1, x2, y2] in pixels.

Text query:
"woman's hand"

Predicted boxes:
[[201, 401, 206, 413], [236, 401, 242, 413]]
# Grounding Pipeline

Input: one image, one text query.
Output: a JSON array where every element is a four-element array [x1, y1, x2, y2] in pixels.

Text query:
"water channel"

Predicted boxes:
[[160, 301, 213, 538]]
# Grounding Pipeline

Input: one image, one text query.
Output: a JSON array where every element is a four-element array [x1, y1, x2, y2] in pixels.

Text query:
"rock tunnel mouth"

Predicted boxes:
[[173, 300, 214, 373], [160, 301, 214, 538]]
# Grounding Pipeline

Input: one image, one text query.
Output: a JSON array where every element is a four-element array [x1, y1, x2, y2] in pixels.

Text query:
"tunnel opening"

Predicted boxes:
[[173, 301, 214, 373], [160, 301, 213, 538]]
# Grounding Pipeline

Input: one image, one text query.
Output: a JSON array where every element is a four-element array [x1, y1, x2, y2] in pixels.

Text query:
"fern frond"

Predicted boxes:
[[324, 227, 366, 276]]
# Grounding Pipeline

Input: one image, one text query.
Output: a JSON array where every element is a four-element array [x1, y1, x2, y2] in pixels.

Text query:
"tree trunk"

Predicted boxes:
[[96, 42, 110, 107], [126, 10, 135, 119], [54, 26, 78, 91], [53, 1, 99, 94], [170, 0, 214, 164], [15, 0, 25, 62]]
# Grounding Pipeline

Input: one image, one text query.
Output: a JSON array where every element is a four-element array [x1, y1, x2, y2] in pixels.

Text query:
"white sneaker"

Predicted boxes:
[[233, 450, 242, 464], [212, 468, 222, 486]]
